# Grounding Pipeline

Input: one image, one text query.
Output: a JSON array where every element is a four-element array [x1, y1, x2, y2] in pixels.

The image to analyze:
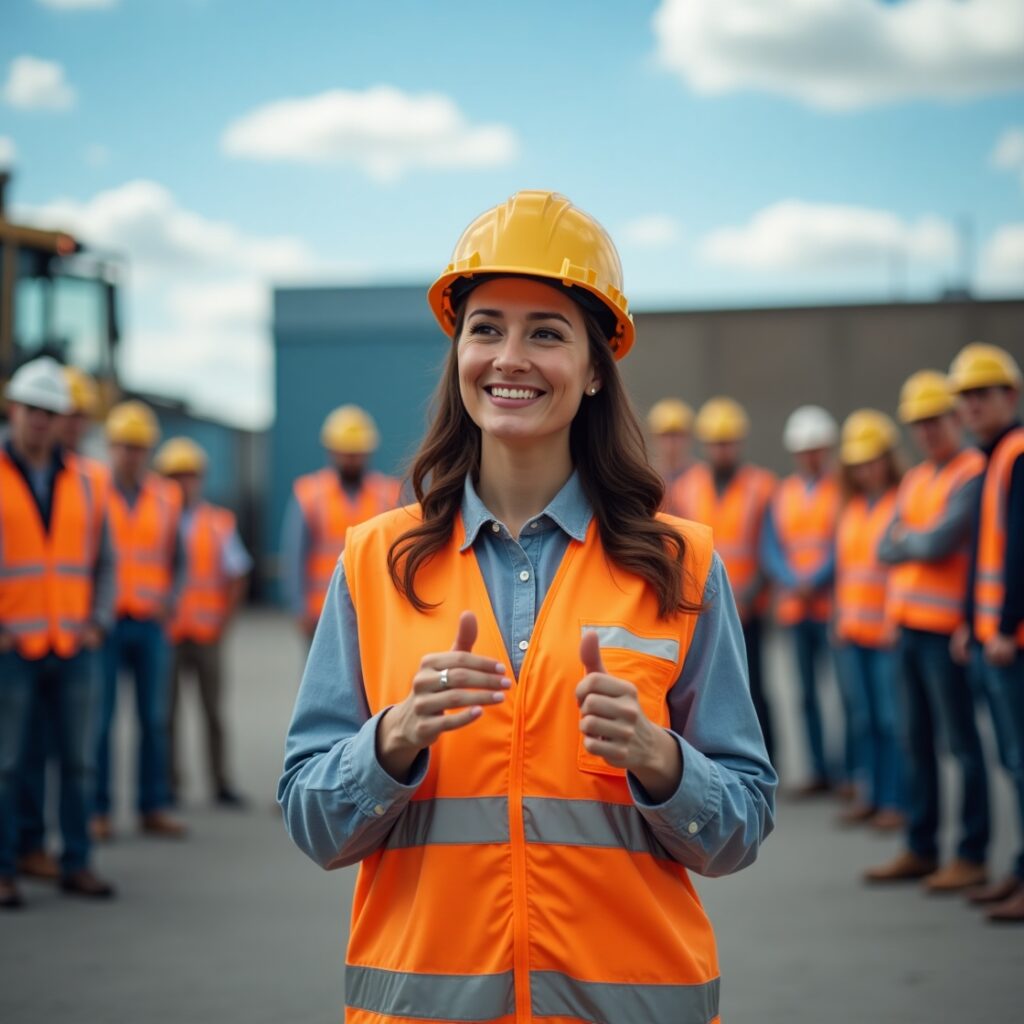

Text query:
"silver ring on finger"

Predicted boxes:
[[438, 667, 449, 691]]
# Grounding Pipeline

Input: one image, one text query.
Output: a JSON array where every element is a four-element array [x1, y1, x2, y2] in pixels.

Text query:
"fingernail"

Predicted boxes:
[[494, 663, 506, 673], [492, 692, 505, 703], [501, 678, 513, 689], [470, 706, 483, 718]]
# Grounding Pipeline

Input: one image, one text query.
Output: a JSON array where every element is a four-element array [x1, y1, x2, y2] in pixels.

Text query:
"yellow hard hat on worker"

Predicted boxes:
[[63, 367, 100, 417], [840, 409, 898, 466], [106, 400, 160, 447], [154, 436, 207, 476], [696, 397, 749, 443], [647, 398, 693, 436], [947, 343, 1022, 393], [427, 190, 635, 359], [321, 405, 379, 454], [898, 371, 956, 424]]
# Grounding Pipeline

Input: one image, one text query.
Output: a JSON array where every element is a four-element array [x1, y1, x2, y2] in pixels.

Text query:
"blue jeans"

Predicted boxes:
[[0, 649, 98, 877], [838, 643, 904, 811], [972, 648, 1024, 880], [95, 617, 172, 816], [899, 629, 989, 864]]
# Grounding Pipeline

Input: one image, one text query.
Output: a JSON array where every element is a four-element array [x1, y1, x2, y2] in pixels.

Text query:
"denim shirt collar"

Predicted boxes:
[[459, 470, 592, 551]]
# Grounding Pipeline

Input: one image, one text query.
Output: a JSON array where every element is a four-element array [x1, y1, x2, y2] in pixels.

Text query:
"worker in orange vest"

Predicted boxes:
[[155, 437, 252, 808], [948, 343, 1024, 923], [671, 397, 778, 762], [832, 411, 904, 831], [93, 401, 186, 841], [16, 367, 116, 885], [1, 358, 115, 909], [279, 191, 775, 1022], [646, 398, 697, 510], [281, 405, 400, 639], [761, 404, 844, 795], [866, 371, 990, 890]]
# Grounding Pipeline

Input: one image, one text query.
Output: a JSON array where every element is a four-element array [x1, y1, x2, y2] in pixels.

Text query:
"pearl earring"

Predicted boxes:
[[589, 387, 597, 396]]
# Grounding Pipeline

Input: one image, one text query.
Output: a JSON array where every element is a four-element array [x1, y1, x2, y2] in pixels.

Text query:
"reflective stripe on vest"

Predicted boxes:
[[342, 505, 719, 1024], [108, 474, 180, 620], [975, 428, 1024, 646], [294, 469, 400, 620], [888, 450, 983, 635], [0, 452, 96, 660], [772, 474, 839, 626], [835, 490, 898, 647], [170, 503, 235, 644]]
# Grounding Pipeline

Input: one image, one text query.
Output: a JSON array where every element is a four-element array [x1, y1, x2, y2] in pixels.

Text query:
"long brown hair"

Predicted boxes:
[[387, 295, 700, 617]]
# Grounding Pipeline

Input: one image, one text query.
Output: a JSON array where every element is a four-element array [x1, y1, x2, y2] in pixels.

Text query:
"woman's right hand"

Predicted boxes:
[[376, 611, 511, 782]]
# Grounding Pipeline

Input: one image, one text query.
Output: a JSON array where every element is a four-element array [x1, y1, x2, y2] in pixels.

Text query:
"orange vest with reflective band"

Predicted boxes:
[[975, 427, 1024, 646], [671, 463, 776, 622], [294, 468, 400, 619], [108, 474, 181, 620], [772, 474, 840, 626], [835, 489, 898, 647], [170, 503, 236, 644], [888, 450, 984, 635], [342, 506, 719, 1024], [0, 450, 100, 660]]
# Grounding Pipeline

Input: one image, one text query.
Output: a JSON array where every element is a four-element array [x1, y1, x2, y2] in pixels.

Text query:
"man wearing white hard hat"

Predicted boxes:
[[0, 358, 116, 908], [761, 405, 848, 796]]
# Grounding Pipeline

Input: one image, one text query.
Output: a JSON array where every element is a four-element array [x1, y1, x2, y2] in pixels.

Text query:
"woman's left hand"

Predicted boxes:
[[576, 631, 682, 802]]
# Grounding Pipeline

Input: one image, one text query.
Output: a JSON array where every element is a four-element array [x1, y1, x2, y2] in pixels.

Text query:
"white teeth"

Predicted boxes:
[[490, 386, 540, 400]]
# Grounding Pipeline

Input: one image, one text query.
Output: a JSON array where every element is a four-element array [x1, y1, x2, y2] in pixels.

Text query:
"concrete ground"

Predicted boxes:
[[1, 609, 1020, 1023]]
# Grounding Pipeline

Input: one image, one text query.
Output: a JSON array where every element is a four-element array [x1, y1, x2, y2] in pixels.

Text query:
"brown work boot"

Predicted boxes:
[[0, 876, 24, 909], [837, 802, 876, 826], [61, 869, 116, 900], [791, 778, 832, 799], [90, 815, 114, 843], [864, 850, 938, 885], [986, 887, 1024, 924], [869, 809, 906, 832], [967, 876, 1022, 905], [17, 848, 60, 881], [140, 811, 187, 838], [923, 859, 988, 894]]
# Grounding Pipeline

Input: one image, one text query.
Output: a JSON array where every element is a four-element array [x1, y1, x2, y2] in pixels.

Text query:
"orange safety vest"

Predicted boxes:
[[342, 506, 719, 1024], [108, 473, 181, 620], [170, 503, 237, 645], [0, 450, 101, 660], [888, 449, 984, 636], [672, 463, 776, 622], [294, 468, 401, 620], [975, 427, 1024, 646], [772, 474, 840, 626], [835, 489, 898, 648]]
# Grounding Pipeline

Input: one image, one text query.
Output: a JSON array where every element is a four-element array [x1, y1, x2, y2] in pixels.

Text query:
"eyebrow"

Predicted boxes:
[[467, 308, 573, 327]]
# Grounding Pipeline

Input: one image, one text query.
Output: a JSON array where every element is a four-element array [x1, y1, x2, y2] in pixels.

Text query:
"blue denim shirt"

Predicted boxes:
[[279, 472, 776, 878]]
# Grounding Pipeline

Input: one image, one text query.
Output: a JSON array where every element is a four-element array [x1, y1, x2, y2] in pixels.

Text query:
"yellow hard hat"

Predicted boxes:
[[321, 405, 379, 454], [840, 409, 898, 466], [696, 397, 749, 443], [948, 343, 1022, 393], [898, 370, 956, 424], [154, 436, 207, 476], [106, 400, 160, 447], [647, 398, 693, 435], [63, 367, 100, 417], [427, 190, 635, 360]]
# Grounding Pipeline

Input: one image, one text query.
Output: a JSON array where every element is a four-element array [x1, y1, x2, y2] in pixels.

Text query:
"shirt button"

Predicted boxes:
[[373, 804, 386, 817], [687, 821, 699, 835], [530, 521, 539, 529], [518, 639, 529, 652], [491, 522, 501, 534], [519, 570, 530, 582]]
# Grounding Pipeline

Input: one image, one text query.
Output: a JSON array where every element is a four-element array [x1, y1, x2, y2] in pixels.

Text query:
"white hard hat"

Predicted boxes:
[[783, 405, 838, 454], [5, 356, 72, 414]]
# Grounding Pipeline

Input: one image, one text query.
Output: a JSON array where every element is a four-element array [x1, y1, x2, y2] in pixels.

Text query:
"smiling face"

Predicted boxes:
[[457, 277, 600, 450]]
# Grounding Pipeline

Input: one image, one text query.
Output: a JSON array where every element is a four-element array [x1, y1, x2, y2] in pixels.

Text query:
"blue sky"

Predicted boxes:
[[3, 0, 1023, 425]]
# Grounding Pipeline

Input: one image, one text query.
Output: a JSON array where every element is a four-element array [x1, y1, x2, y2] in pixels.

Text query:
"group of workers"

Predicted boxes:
[[0, 357, 252, 909], [647, 341, 1024, 923]]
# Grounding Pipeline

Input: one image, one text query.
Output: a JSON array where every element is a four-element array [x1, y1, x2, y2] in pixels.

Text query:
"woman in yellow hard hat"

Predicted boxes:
[[279, 191, 775, 1022], [833, 410, 905, 833]]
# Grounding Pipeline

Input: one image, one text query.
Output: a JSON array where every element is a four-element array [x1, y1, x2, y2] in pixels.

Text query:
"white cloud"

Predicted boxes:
[[699, 200, 956, 272], [620, 215, 681, 249], [979, 223, 1024, 292], [222, 85, 519, 182], [0, 135, 16, 167], [653, 0, 1024, 110], [37, 0, 118, 9], [3, 56, 76, 111], [991, 127, 1024, 187]]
